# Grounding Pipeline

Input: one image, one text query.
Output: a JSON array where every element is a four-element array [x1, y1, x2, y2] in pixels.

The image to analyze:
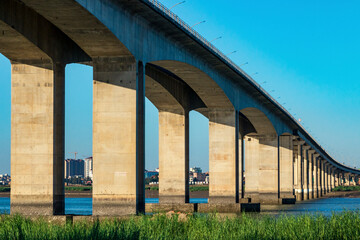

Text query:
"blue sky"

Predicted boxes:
[[0, 0, 359, 174]]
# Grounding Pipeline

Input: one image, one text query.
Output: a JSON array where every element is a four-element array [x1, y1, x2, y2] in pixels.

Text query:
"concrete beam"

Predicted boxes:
[[0, 0, 89, 63]]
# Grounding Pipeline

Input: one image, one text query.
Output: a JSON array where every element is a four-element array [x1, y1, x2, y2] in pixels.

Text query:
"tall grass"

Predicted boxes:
[[1, 212, 360, 239]]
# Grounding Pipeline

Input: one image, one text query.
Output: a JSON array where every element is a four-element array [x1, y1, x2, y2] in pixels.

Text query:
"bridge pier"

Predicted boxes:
[[159, 110, 189, 204], [308, 150, 315, 199], [244, 134, 279, 204], [11, 61, 65, 215], [302, 146, 310, 200], [293, 141, 303, 200], [208, 110, 237, 204], [92, 57, 145, 216], [279, 135, 296, 203]]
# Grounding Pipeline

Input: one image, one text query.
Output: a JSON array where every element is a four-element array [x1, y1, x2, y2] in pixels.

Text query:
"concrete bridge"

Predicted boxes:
[[1, 0, 359, 216]]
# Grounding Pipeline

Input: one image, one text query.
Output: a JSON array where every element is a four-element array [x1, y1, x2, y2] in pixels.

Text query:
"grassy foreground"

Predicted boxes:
[[1, 212, 360, 239]]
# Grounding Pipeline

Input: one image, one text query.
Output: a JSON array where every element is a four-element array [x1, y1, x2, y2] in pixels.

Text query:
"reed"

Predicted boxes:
[[1, 212, 360, 239]]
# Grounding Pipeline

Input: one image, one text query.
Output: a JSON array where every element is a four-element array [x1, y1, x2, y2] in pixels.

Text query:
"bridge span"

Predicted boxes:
[[0, 0, 358, 215]]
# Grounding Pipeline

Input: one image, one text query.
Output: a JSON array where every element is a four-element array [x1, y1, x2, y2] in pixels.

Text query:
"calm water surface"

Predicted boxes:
[[1, 197, 360, 216]]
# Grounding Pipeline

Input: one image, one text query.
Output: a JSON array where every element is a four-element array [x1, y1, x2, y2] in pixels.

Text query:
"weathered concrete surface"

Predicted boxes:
[[302, 147, 310, 200], [308, 150, 315, 199], [293, 142, 303, 200], [159, 110, 188, 203], [92, 57, 142, 216], [245, 135, 279, 204], [258, 135, 279, 204], [208, 110, 236, 203], [11, 62, 65, 215], [279, 135, 294, 200]]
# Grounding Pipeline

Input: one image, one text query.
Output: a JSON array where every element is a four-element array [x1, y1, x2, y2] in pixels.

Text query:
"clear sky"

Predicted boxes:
[[0, 0, 359, 174]]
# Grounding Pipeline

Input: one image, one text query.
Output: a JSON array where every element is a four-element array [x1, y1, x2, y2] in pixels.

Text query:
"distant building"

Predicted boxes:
[[190, 167, 202, 174], [84, 157, 93, 180], [65, 159, 85, 178]]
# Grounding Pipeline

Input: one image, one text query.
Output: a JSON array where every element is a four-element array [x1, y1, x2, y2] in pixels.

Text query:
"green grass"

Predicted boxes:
[[189, 185, 208, 192], [65, 186, 92, 192], [0, 187, 10, 193], [1, 212, 360, 239], [333, 186, 360, 192]]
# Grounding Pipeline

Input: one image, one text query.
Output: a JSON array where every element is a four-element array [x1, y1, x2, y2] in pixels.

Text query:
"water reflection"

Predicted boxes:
[[1, 197, 360, 216]]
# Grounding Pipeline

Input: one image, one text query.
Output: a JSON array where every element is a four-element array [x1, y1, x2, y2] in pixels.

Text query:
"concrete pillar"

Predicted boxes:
[[335, 171, 339, 187], [308, 150, 315, 199], [92, 57, 145, 215], [295, 141, 304, 201], [238, 136, 244, 201], [245, 136, 260, 202], [325, 164, 330, 193], [321, 160, 326, 195], [330, 168, 334, 190], [159, 110, 188, 203], [279, 135, 295, 201], [320, 158, 323, 196], [245, 134, 278, 204], [313, 154, 318, 198], [293, 142, 303, 201], [209, 110, 237, 203], [302, 147, 310, 200], [11, 62, 65, 215]]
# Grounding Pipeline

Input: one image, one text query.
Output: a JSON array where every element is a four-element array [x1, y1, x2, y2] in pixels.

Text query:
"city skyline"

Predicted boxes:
[[1, 0, 360, 174]]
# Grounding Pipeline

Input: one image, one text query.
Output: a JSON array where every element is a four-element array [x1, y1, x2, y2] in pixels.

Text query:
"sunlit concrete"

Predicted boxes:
[[11, 62, 65, 215], [92, 57, 145, 216], [208, 110, 237, 203]]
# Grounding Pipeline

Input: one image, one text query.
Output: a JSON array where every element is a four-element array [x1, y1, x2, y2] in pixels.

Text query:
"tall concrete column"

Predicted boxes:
[[11, 62, 65, 215], [293, 141, 303, 201], [92, 57, 145, 215], [335, 171, 339, 187], [313, 154, 318, 198], [318, 158, 323, 196], [321, 160, 326, 195], [302, 146, 310, 200], [245, 134, 278, 204], [308, 150, 315, 199], [325, 163, 330, 193], [245, 136, 260, 202], [159, 110, 188, 203], [330, 168, 334, 190], [209, 110, 237, 203], [279, 135, 295, 201]]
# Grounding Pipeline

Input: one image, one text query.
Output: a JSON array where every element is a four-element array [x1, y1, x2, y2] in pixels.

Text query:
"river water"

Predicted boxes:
[[1, 197, 360, 216]]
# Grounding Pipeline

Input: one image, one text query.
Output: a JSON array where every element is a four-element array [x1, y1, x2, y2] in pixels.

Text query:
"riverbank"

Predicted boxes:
[[1, 212, 360, 239]]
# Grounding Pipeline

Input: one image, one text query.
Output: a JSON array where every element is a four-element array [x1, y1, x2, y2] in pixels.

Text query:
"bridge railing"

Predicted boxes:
[[144, 0, 350, 170]]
